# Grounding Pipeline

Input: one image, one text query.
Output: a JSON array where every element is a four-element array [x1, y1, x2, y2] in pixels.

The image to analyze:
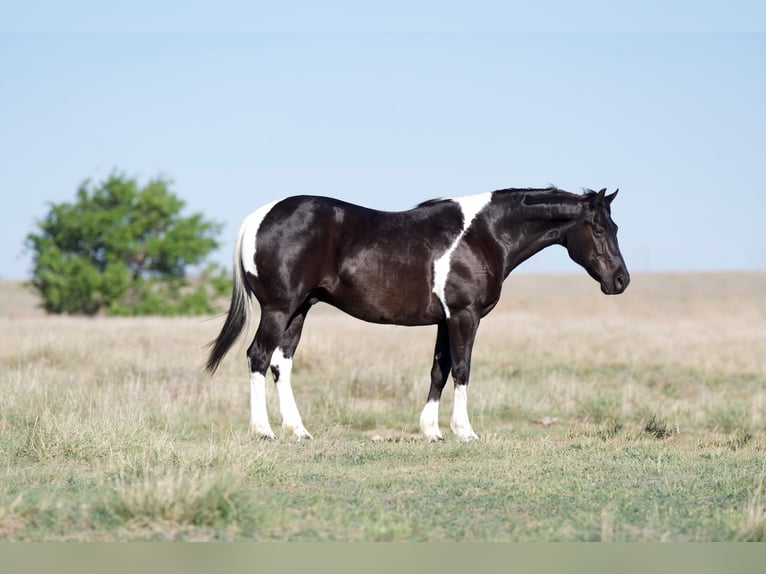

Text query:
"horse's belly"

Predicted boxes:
[[326, 265, 440, 325]]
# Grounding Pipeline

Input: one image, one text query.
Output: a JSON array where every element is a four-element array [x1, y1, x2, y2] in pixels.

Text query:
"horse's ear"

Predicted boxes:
[[591, 188, 607, 205], [605, 189, 619, 205]]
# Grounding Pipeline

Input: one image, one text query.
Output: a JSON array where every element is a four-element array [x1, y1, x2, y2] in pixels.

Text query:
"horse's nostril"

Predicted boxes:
[[614, 273, 628, 291]]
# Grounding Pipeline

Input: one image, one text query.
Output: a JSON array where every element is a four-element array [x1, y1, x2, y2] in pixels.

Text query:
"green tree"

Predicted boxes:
[[26, 173, 230, 315]]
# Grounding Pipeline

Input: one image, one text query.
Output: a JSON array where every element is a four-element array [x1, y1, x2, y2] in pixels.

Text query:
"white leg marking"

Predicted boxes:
[[240, 198, 285, 278], [271, 349, 312, 440], [419, 400, 444, 442], [432, 192, 493, 318], [451, 384, 479, 442], [249, 372, 276, 439]]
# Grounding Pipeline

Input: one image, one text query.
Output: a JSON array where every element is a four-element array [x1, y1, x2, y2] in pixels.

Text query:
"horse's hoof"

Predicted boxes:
[[453, 428, 479, 442], [290, 427, 314, 441], [458, 433, 479, 443]]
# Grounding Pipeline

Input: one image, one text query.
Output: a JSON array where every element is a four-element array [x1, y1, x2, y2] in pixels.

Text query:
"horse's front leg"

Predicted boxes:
[[447, 309, 480, 442], [420, 321, 451, 442]]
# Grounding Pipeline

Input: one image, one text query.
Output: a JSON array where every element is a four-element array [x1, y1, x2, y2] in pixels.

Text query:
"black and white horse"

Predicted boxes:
[[206, 187, 629, 441]]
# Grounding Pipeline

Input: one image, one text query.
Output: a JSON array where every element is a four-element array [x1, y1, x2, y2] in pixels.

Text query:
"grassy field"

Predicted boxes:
[[1, 273, 765, 541]]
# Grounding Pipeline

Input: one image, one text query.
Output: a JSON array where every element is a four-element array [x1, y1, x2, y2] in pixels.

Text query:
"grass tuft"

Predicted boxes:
[[738, 482, 766, 541], [95, 470, 256, 535], [643, 414, 676, 439]]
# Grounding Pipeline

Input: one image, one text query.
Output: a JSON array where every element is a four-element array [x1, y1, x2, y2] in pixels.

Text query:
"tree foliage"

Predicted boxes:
[[26, 173, 230, 315]]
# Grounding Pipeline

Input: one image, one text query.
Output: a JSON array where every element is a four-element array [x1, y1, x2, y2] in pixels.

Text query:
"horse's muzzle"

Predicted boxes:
[[602, 271, 630, 295]]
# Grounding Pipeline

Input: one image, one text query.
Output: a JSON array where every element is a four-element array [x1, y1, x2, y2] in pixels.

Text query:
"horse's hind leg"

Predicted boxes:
[[270, 303, 313, 440], [247, 309, 290, 439]]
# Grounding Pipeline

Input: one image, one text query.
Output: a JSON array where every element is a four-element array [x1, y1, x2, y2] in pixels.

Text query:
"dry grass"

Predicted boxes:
[[1, 273, 765, 540]]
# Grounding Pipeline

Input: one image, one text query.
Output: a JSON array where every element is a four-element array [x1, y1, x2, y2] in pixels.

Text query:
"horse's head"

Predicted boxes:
[[564, 188, 630, 295]]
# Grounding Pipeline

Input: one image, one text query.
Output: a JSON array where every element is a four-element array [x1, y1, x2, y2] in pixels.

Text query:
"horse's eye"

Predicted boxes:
[[593, 226, 605, 237]]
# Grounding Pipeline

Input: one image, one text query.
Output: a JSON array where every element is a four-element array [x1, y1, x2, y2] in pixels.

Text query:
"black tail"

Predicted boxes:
[[206, 230, 251, 374]]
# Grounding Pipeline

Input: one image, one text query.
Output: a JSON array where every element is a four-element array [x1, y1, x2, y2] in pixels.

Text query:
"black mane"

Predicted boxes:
[[501, 186, 584, 208], [495, 185, 564, 194], [416, 186, 570, 209]]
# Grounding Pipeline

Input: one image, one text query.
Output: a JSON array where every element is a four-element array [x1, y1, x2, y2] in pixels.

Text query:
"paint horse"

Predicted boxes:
[[206, 187, 629, 441]]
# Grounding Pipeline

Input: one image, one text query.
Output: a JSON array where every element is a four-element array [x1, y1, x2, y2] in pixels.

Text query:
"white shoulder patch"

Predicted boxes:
[[454, 193, 494, 226], [240, 198, 284, 278], [432, 192, 492, 318]]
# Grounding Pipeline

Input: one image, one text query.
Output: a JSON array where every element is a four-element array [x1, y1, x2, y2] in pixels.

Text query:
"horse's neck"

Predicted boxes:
[[481, 193, 581, 277], [493, 216, 572, 277]]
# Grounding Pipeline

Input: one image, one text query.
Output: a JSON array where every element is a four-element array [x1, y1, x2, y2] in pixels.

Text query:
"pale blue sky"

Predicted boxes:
[[2, 2, 765, 278]]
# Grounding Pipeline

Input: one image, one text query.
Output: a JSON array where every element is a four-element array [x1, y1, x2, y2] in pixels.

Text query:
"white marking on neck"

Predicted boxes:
[[240, 198, 284, 278], [432, 192, 492, 318]]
